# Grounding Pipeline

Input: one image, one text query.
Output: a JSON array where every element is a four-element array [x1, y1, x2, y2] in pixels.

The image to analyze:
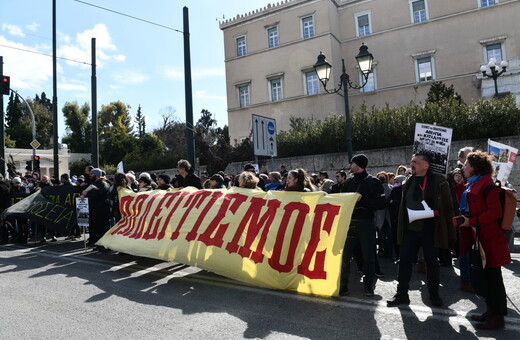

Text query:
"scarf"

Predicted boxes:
[[459, 175, 482, 214]]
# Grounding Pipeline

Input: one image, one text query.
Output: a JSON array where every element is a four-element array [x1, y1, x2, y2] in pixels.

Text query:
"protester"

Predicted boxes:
[[176, 159, 203, 189], [457, 151, 511, 329], [266, 172, 284, 191], [387, 152, 454, 307], [340, 154, 386, 296], [138, 172, 154, 192], [0, 174, 11, 244], [208, 174, 226, 189], [244, 163, 265, 191], [238, 171, 260, 190], [108, 172, 130, 223], [157, 174, 172, 190], [330, 170, 347, 193], [318, 171, 334, 193], [81, 168, 111, 246], [388, 175, 406, 260], [60, 173, 72, 185], [284, 169, 314, 192]]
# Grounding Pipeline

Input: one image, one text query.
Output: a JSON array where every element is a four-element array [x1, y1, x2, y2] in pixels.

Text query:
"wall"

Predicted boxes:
[[224, 135, 520, 187]]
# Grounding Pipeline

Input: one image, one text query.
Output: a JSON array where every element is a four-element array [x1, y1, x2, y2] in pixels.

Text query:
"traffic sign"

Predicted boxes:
[[252, 114, 277, 157], [30, 139, 40, 149]]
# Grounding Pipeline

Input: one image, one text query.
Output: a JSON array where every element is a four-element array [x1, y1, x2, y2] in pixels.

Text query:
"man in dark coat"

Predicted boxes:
[[82, 168, 110, 246], [340, 154, 386, 296], [176, 159, 202, 189], [387, 152, 454, 307]]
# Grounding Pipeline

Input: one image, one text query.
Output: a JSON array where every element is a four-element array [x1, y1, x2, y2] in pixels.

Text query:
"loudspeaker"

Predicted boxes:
[[407, 200, 434, 223]]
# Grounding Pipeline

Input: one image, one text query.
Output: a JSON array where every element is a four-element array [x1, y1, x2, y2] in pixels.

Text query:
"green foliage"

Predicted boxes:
[[62, 101, 92, 153], [99, 101, 133, 139], [276, 84, 520, 158], [5, 93, 53, 148], [134, 104, 146, 138], [69, 158, 91, 177]]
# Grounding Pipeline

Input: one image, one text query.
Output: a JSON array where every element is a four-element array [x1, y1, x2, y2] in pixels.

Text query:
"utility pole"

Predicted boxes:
[[52, 0, 59, 179], [183, 6, 195, 169], [91, 38, 99, 167], [0, 56, 5, 177]]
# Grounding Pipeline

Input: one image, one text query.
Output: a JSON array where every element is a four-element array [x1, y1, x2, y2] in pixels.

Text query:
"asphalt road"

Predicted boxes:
[[1, 237, 519, 339]]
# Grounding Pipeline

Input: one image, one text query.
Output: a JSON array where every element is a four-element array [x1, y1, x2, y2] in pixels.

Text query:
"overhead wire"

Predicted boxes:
[[72, 0, 184, 34], [0, 44, 91, 66]]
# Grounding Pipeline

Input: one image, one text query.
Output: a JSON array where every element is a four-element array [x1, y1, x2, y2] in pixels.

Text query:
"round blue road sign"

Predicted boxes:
[[267, 121, 275, 135]]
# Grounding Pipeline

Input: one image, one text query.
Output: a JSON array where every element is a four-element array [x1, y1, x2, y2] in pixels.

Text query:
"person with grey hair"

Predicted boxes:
[[176, 159, 202, 189]]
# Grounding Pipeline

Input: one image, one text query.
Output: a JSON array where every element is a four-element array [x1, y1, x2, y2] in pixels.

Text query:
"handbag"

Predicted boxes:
[[469, 226, 487, 297]]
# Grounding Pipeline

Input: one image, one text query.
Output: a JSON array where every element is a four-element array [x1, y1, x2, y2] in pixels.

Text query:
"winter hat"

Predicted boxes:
[[209, 174, 224, 187], [139, 172, 152, 182], [11, 177, 22, 184], [91, 168, 103, 178], [243, 163, 256, 172], [158, 174, 171, 184], [350, 154, 368, 169], [394, 175, 406, 183]]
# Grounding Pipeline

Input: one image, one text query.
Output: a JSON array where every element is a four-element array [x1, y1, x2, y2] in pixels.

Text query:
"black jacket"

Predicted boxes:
[[177, 173, 203, 189], [343, 171, 386, 220]]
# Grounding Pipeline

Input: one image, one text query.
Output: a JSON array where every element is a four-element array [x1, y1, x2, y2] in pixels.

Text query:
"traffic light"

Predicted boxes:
[[26, 160, 33, 171], [33, 155, 40, 171], [1, 75, 10, 95]]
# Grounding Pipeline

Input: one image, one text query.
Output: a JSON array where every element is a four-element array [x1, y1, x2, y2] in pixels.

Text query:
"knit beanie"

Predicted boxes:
[[351, 154, 368, 169]]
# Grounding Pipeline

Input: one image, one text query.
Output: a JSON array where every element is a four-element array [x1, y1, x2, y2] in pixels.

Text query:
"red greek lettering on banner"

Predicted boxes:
[[297, 203, 341, 279], [268, 202, 310, 273]]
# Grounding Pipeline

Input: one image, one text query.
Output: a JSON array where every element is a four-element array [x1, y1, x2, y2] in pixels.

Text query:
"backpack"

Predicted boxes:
[[483, 184, 517, 231]]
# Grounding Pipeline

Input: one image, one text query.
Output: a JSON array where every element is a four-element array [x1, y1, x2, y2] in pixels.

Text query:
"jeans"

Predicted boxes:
[[459, 250, 470, 282], [341, 218, 377, 290]]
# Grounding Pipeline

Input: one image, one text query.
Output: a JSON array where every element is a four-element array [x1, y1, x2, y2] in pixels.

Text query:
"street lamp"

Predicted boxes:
[[314, 43, 374, 162], [480, 57, 508, 97]]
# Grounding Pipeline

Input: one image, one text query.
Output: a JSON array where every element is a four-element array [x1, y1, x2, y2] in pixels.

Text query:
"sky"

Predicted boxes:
[[0, 0, 275, 144]]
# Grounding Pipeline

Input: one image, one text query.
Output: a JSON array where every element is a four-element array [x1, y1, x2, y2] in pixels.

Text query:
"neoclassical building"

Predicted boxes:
[[220, 0, 519, 143]]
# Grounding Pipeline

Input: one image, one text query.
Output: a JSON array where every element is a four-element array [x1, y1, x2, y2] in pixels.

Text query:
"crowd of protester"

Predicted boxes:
[[0, 148, 513, 330]]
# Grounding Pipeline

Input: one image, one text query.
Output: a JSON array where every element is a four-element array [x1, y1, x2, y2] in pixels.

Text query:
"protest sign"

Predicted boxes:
[[413, 123, 453, 175], [488, 139, 518, 184], [75, 198, 89, 227]]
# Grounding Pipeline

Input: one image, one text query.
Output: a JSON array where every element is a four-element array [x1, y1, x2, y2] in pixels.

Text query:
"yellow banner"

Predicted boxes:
[[97, 188, 359, 297]]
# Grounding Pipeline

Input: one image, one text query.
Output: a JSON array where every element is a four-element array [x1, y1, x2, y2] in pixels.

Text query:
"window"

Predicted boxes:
[[486, 43, 503, 62], [238, 85, 250, 107], [410, 0, 428, 23], [361, 72, 375, 92], [302, 16, 315, 39], [270, 78, 283, 101], [305, 71, 319, 95], [236, 36, 246, 57], [356, 13, 371, 37], [417, 57, 434, 82], [480, 0, 497, 7], [267, 27, 279, 48]]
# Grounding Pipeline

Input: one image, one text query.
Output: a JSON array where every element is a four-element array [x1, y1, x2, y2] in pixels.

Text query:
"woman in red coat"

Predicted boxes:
[[458, 151, 511, 330]]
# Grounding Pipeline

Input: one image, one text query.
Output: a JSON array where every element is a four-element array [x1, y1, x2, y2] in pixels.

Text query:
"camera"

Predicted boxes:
[[452, 216, 465, 227]]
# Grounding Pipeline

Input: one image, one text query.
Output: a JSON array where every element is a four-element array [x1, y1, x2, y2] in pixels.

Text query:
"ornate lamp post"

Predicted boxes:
[[480, 57, 508, 97], [314, 43, 374, 162]]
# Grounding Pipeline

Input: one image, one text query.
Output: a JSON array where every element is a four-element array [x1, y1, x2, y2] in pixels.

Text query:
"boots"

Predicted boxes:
[[470, 310, 492, 322], [475, 315, 505, 330]]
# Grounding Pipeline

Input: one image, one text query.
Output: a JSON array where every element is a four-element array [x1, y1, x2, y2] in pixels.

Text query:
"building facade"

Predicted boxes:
[[220, 0, 520, 143]]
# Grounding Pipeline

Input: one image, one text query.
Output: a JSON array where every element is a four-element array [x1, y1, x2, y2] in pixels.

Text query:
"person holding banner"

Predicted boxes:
[[82, 168, 111, 246], [340, 154, 386, 296], [457, 151, 510, 330], [387, 152, 454, 307]]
